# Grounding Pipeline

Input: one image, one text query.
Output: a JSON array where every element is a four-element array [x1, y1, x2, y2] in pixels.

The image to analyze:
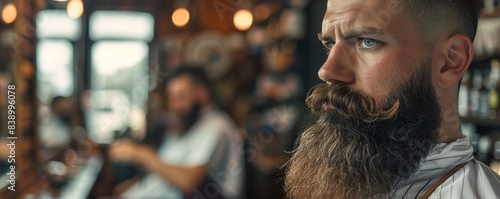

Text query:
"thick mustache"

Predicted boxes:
[[305, 83, 400, 122]]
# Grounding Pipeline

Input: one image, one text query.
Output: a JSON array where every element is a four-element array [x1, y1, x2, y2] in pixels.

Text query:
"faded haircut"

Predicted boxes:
[[404, 0, 483, 44]]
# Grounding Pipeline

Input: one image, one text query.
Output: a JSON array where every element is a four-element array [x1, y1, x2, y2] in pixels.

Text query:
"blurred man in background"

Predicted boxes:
[[50, 96, 72, 126], [37, 96, 72, 148], [109, 67, 243, 199], [285, 0, 500, 198]]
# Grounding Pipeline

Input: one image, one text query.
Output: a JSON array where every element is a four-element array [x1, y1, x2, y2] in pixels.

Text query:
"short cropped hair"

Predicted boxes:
[[169, 66, 215, 102], [404, 0, 483, 44], [170, 67, 211, 88]]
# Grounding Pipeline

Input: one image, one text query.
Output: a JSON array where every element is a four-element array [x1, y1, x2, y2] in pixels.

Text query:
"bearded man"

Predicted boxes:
[[285, 0, 500, 198], [109, 67, 243, 199]]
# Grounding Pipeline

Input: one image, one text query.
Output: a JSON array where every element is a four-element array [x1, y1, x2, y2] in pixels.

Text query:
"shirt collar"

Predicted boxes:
[[401, 137, 474, 185]]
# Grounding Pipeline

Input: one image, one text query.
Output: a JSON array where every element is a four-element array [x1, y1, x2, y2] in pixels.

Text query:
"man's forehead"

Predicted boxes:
[[325, 0, 404, 13], [322, 0, 407, 35], [169, 75, 194, 89], [326, 0, 366, 12]]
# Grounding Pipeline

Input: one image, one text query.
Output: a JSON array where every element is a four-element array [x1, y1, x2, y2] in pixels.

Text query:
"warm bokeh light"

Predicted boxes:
[[172, 8, 190, 27], [1, 3, 17, 24], [67, 0, 83, 19], [253, 4, 271, 21], [234, 9, 253, 31]]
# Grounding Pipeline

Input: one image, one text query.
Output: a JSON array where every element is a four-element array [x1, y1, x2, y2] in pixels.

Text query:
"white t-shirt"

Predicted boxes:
[[123, 109, 244, 199], [391, 137, 500, 198]]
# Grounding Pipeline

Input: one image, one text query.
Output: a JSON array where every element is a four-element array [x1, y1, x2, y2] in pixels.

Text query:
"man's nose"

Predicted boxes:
[[318, 44, 354, 84]]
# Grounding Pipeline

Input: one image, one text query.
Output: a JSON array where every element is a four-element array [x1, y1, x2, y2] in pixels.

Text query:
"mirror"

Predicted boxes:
[[85, 11, 153, 144], [35, 10, 81, 149]]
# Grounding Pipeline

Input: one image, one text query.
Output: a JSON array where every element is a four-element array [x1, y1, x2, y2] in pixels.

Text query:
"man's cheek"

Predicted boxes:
[[359, 68, 393, 97]]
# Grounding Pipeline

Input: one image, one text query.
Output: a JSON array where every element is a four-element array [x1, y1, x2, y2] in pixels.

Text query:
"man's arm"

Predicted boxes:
[[109, 139, 208, 192], [146, 154, 208, 192]]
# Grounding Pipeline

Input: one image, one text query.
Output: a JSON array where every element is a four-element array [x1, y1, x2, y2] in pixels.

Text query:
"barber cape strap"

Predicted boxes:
[[421, 159, 473, 199]]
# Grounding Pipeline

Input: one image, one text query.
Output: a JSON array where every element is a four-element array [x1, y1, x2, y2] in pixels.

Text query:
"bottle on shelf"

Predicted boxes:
[[489, 59, 500, 119], [459, 71, 471, 117], [478, 135, 492, 163], [462, 123, 479, 153], [479, 69, 491, 119], [470, 69, 483, 118]]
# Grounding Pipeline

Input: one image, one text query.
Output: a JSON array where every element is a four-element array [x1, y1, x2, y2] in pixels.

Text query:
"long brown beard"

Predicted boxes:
[[284, 64, 441, 199]]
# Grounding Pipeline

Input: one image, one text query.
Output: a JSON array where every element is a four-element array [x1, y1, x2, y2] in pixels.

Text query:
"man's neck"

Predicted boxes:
[[200, 103, 214, 113], [438, 109, 465, 143], [436, 86, 465, 143]]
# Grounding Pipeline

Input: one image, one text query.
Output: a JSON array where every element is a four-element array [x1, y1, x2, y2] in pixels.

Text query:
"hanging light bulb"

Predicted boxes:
[[67, 0, 83, 19], [172, 8, 190, 27], [1, 3, 17, 24], [234, 9, 253, 31]]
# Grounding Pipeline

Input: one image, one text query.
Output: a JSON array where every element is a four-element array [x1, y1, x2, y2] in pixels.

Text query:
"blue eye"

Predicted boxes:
[[361, 38, 378, 48], [324, 42, 335, 49]]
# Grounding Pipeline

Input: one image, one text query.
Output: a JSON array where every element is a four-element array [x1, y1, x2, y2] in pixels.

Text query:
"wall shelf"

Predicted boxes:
[[461, 117, 500, 127], [482, 6, 500, 18]]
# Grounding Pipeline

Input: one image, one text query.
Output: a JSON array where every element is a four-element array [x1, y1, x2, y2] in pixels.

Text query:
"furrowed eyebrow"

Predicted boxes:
[[318, 28, 382, 41], [318, 32, 334, 42], [344, 28, 381, 39]]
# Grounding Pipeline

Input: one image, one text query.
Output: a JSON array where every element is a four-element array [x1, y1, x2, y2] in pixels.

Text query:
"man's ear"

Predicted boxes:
[[438, 34, 473, 89]]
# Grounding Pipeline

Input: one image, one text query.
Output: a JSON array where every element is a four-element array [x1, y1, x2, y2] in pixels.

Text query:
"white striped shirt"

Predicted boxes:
[[392, 137, 500, 199]]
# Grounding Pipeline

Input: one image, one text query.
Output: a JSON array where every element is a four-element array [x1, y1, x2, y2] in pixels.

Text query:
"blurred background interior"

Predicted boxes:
[[0, 0, 499, 198]]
